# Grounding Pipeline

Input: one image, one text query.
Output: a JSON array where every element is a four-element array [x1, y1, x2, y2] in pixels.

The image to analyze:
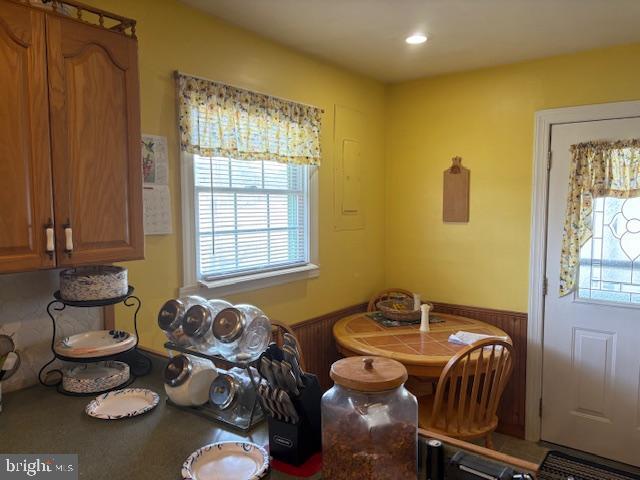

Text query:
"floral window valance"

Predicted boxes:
[[176, 73, 322, 166], [560, 139, 640, 296]]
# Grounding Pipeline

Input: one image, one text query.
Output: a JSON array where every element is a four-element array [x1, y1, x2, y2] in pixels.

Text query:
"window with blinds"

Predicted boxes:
[[194, 155, 309, 281]]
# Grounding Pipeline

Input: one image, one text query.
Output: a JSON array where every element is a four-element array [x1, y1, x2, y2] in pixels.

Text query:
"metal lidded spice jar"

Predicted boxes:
[[321, 356, 418, 480], [182, 299, 232, 354], [209, 367, 260, 428], [212, 304, 271, 363], [182, 305, 216, 353], [209, 371, 240, 411], [158, 296, 209, 346], [212, 308, 244, 345], [163, 354, 217, 407], [164, 354, 193, 387]]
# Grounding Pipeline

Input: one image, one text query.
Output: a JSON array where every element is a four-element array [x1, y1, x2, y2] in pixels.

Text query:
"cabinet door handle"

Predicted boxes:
[[45, 220, 54, 260], [64, 224, 73, 255]]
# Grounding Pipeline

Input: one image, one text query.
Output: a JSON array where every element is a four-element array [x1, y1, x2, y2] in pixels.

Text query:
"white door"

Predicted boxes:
[[543, 117, 640, 467]]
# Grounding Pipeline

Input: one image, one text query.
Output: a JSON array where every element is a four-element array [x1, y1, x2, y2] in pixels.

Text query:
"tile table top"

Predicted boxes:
[[333, 312, 511, 377]]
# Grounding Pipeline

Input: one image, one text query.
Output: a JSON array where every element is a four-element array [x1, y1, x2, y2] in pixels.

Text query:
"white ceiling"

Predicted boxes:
[[181, 0, 640, 83]]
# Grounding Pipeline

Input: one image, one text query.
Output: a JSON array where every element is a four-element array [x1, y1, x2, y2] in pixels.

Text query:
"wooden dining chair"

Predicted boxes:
[[418, 338, 514, 448], [367, 288, 413, 312]]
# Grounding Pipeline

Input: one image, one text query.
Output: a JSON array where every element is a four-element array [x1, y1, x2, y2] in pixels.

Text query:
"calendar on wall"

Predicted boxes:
[[141, 134, 173, 235]]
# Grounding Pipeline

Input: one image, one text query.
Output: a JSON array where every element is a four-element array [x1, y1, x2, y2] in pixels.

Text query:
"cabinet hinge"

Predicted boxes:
[[542, 277, 548, 296], [547, 150, 552, 171], [539, 398, 543, 418]]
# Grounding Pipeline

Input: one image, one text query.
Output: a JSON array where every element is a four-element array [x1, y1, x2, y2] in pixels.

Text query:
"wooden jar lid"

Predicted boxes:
[[330, 356, 408, 392]]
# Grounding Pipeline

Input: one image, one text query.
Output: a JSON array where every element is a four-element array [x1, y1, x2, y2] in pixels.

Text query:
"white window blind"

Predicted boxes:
[[194, 155, 309, 281]]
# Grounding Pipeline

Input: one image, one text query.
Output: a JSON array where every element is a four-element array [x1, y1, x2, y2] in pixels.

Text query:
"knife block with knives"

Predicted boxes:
[[258, 334, 322, 466], [267, 372, 322, 465]]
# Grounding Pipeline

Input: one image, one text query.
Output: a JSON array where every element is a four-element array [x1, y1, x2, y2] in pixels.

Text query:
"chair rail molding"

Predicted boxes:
[[527, 99, 640, 442]]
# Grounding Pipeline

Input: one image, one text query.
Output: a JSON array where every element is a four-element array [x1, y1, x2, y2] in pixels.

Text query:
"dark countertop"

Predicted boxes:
[[0, 353, 539, 480], [0, 353, 316, 480]]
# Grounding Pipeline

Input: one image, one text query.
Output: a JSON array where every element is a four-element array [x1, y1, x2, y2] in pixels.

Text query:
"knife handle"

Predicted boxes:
[[281, 361, 300, 396], [260, 357, 277, 388]]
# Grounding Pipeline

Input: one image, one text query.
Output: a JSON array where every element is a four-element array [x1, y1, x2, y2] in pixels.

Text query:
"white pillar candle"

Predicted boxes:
[[420, 303, 431, 333], [413, 293, 421, 311]]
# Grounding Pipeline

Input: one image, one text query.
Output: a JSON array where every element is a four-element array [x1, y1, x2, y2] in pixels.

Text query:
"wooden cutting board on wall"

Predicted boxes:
[[443, 156, 470, 223]]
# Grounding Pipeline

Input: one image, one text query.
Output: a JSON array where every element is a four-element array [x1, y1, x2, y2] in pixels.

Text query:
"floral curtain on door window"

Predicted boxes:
[[176, 73, 322, 166], [560, 139, 640, 296]]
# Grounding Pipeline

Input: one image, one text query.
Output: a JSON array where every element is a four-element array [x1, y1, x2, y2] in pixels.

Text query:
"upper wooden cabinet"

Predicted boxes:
[[0, 0, 143, 273], [0, 2, 54, 273], [46, 13, 143, 265]]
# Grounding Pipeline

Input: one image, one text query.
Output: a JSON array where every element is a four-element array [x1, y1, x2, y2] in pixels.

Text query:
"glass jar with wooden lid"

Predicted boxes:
[[321, 356, 418, 480]]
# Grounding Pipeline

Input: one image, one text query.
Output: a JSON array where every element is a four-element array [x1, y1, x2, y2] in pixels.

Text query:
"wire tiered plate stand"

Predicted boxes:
[[39, 286, 152, 396], [164, 341, 265, 433]]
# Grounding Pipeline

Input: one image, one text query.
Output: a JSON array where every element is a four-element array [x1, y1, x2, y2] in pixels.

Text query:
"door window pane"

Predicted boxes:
[[578, 197, 640, 304]]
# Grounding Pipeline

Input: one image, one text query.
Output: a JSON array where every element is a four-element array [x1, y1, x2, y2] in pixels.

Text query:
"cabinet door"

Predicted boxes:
[[0, 1, 55, 272], [46, 15, 143, 266]]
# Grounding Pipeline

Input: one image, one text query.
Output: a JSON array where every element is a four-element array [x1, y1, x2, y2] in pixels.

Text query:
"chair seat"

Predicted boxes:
[[418, 394, 499, 441]]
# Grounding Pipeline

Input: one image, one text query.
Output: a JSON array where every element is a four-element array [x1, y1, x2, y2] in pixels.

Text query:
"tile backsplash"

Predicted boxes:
[[0, 270, 102, 393]]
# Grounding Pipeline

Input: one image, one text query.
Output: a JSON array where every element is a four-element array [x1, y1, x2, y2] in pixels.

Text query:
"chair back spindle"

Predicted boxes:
[[430, 339, 513, 438]]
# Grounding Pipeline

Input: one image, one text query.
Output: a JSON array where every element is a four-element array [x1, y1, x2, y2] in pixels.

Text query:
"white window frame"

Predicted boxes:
[[180, 152, 319, 298]]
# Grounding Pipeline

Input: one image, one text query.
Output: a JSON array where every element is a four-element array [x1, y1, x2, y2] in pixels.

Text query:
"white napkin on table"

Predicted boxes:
[[448, 331, 508, 346]]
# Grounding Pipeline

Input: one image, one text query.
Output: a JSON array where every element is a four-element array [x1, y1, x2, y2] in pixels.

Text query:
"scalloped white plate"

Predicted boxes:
[[85, 388, 159, 420], [182, 442, 269, 480], [54, 330, 136, 358]]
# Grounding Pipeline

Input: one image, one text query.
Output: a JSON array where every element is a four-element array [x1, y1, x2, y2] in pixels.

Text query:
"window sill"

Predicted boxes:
[[179, 263, 320, 298]]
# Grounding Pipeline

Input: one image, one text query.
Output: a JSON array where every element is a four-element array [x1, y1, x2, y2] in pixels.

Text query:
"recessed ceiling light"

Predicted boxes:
[[405, 34, 427, 45]]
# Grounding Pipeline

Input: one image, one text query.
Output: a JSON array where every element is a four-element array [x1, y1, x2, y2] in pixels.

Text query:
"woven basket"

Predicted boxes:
[[377, 299, 432, 322]]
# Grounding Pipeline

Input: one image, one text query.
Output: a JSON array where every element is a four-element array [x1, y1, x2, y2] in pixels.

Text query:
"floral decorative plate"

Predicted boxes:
[[85, 388, 159, 420], [182, 442, 269, 480], [54, 330, 136, 358], [62, 361, 130, 394]]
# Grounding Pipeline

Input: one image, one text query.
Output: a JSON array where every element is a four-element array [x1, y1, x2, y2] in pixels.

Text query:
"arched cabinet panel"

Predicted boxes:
[[46, 13, 143, 266], [0, 2, 54, 272]]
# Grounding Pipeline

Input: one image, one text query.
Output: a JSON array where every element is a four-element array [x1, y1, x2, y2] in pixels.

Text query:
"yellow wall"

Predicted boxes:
[[385, 43, 640, 312], [78, 1, 640, 341], [85, 0, 387, 352]]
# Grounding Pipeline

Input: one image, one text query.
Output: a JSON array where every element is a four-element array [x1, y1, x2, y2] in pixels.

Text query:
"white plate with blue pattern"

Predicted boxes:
[[55, 330, 136, 358], [85, 388, 159, 420], [182, 441, 269, 480]]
